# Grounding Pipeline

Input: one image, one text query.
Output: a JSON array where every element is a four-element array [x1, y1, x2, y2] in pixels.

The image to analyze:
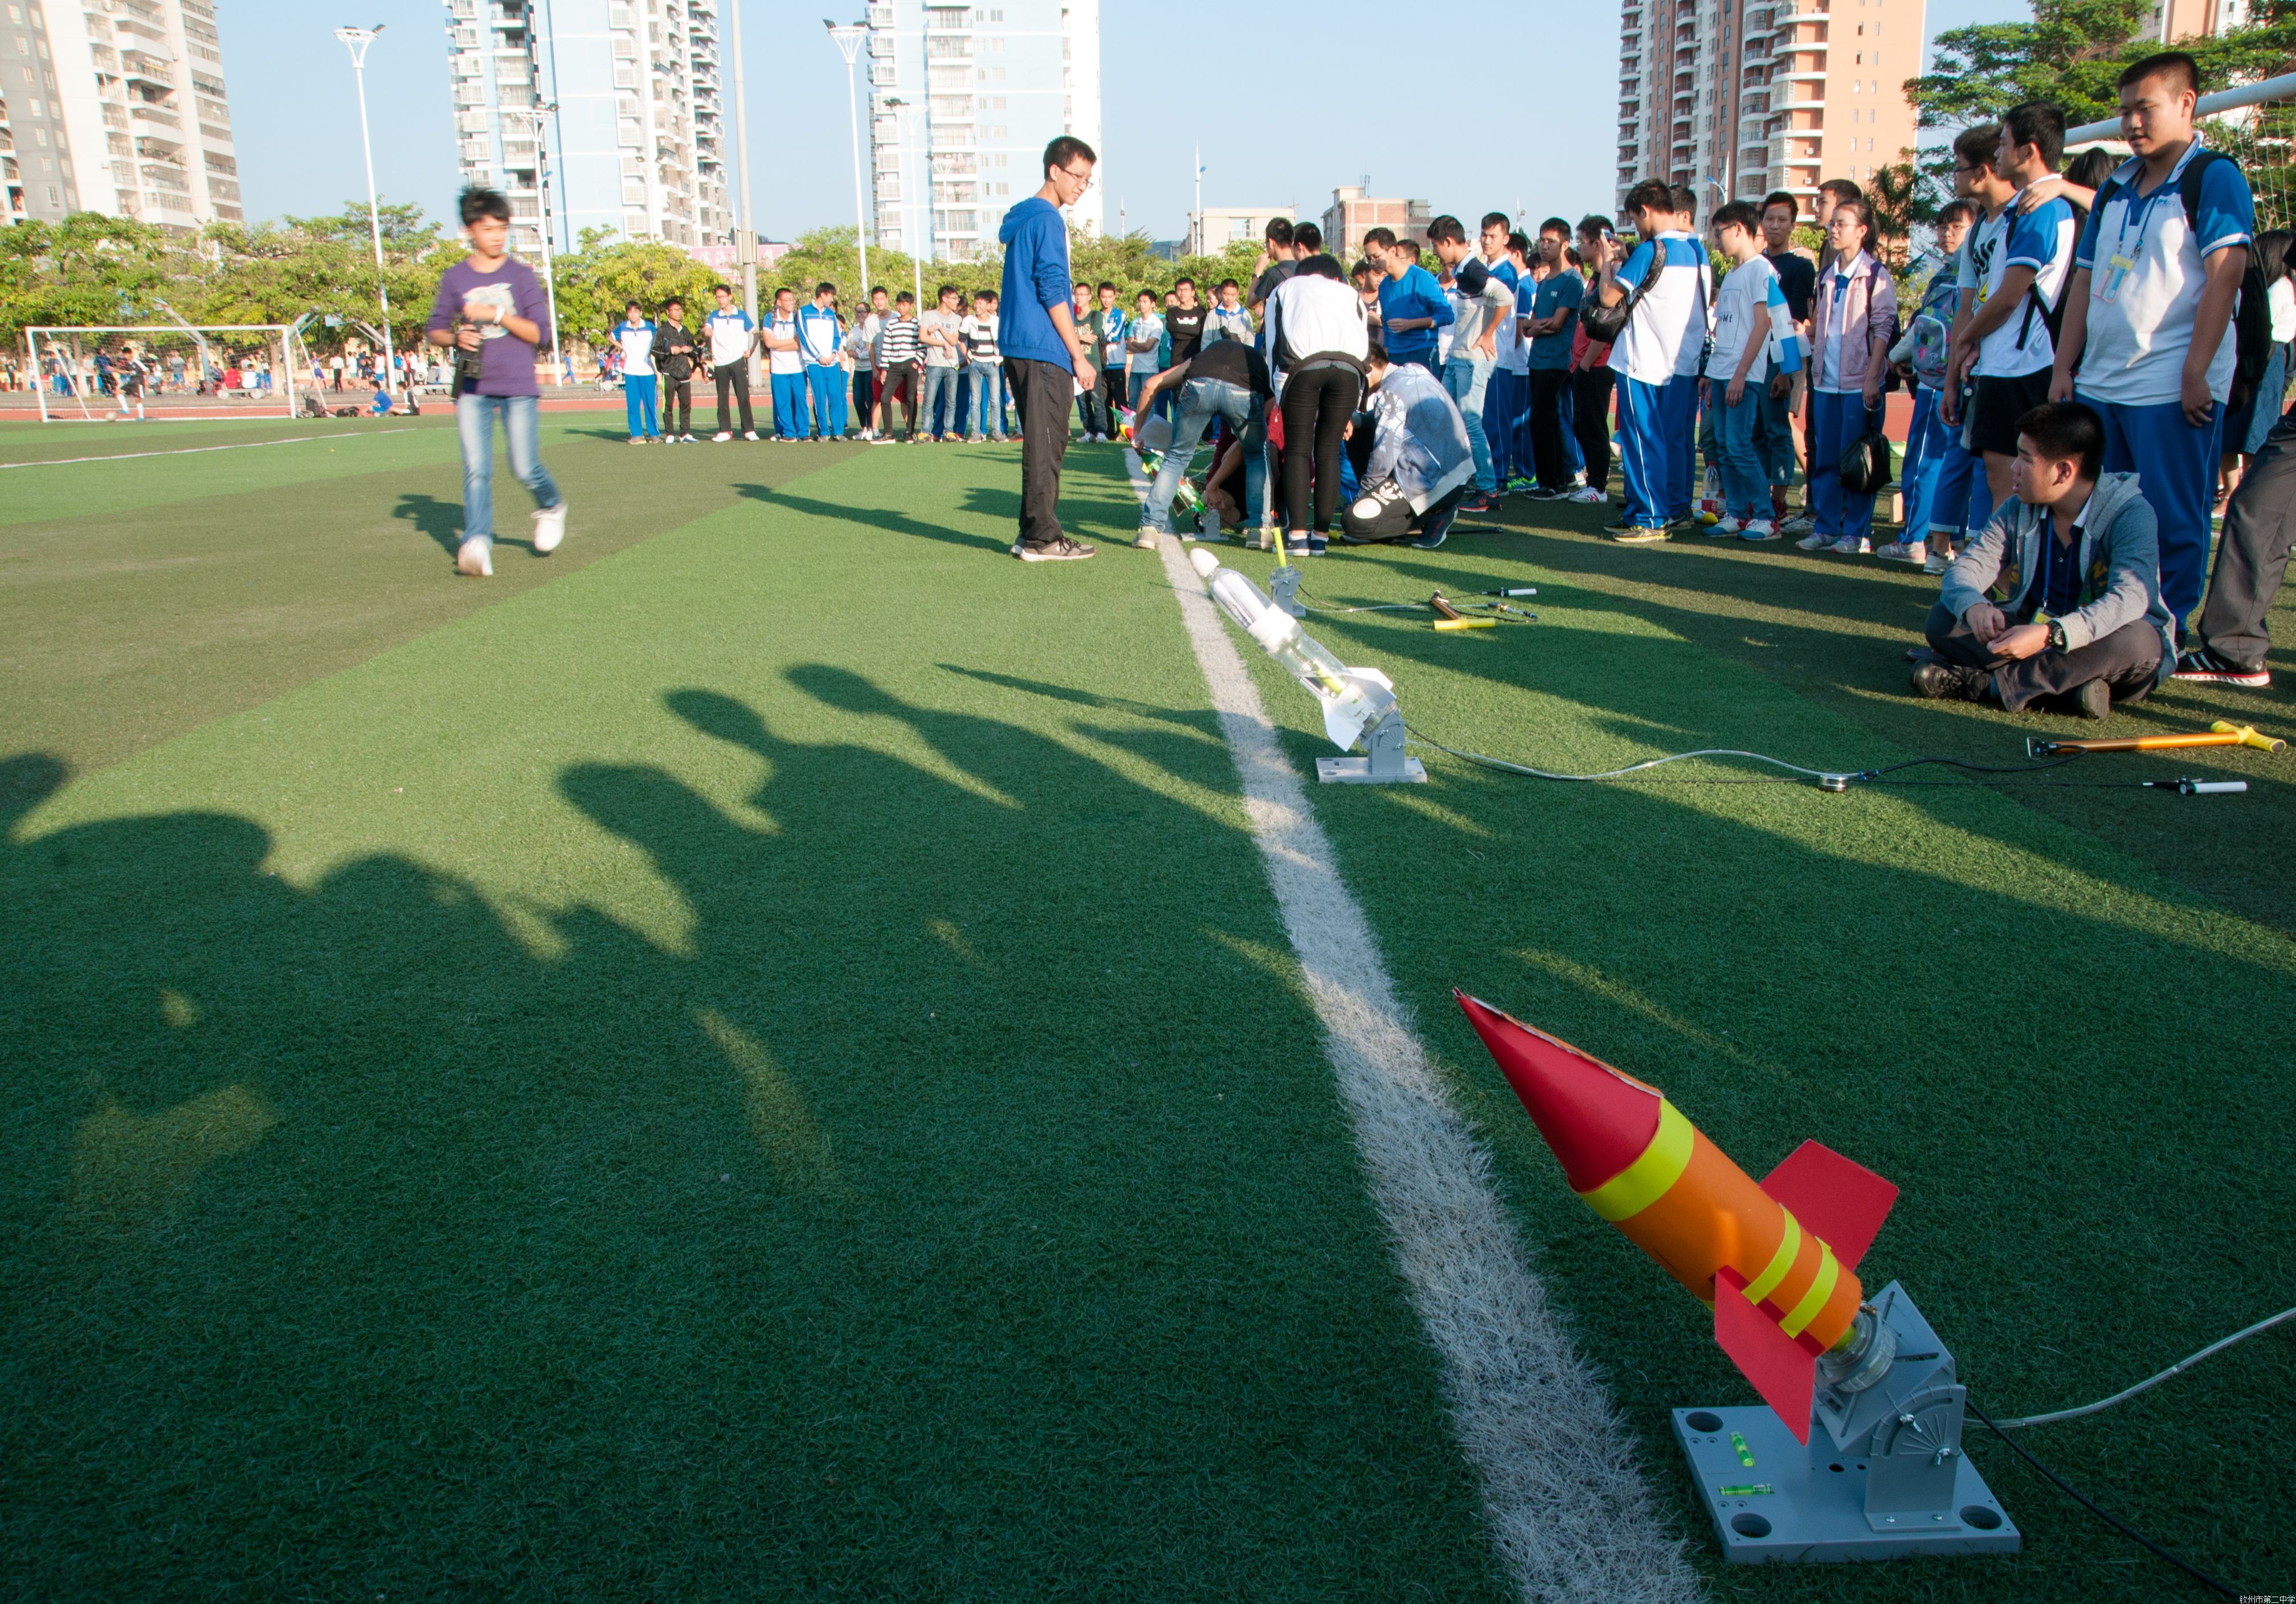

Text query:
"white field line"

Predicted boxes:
[[0, 428, 415, 469], [1129, 453, 1698, 1603]]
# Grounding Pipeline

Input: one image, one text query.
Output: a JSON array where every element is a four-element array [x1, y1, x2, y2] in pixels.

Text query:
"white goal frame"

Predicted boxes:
[[21, 324, 299, 422]]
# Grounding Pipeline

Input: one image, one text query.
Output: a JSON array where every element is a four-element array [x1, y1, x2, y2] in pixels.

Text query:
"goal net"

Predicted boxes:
[[21, 325, 299, 422]]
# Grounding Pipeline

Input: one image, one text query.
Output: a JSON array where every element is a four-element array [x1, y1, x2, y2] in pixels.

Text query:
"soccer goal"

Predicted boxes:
[[21, 325, 299, 422]]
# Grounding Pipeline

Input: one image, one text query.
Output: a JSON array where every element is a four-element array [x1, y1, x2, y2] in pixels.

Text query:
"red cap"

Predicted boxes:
[[1455, 991, 1664, 1193]]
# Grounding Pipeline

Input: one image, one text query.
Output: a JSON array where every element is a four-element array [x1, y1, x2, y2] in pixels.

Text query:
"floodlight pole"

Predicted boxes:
[[826, 22, 871, 304], [334, 25, 397, 391], [505, 105, 567, 385]]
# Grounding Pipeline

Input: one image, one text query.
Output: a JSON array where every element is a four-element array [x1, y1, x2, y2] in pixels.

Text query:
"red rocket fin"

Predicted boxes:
[[1758, 1140, 1898, 1270], [1714, 1267, 1817, 1442]]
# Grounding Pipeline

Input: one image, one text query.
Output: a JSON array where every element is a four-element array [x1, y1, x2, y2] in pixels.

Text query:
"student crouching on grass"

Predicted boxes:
[[425, 185, 567, 580], [1913, 400, 2174, 721], [1339, 341, 1476, 551]]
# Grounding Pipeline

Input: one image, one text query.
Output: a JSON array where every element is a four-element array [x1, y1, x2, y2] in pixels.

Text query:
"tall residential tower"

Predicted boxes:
[[2, 0, 240, 228], [865, 0, 1101, 264], [1615, 0, 1923, 216], [442, 0, 730, 257]]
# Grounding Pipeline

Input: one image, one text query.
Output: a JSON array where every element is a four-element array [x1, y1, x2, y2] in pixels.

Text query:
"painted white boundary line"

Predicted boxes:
[[0, 428, 415, 470], [1132, 456, 1697, 1603]]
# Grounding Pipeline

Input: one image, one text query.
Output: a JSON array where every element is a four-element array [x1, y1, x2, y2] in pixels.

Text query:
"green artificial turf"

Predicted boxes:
[[1194, 471, 2296, 1602], [5, 422, 2293, 1600]]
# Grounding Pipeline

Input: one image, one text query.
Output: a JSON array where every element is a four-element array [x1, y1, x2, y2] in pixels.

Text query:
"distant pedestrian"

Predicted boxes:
[[798, 283, 847, 439], [612, 300, 660, 443], [705, 281, 759, 441], [652, 297, 700, 441]]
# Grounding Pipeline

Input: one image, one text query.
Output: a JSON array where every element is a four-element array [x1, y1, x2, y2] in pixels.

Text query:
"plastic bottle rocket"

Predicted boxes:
[[1455, 992, 1901, 1441], [1190, 547, 1395, 752]]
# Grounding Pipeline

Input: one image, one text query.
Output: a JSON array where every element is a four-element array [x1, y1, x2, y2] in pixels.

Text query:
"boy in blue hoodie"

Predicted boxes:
[[996, 134, 1100, 562]]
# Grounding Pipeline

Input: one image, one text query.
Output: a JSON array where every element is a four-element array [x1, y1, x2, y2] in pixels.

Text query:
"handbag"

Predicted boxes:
[[1838, 426, 1894, 495]]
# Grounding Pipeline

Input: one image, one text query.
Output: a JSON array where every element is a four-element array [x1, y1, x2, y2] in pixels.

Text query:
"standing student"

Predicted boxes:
[[1123, 289, 1166, 418], [1877, 200, 1976, 566], [1521, 218, 1585, 499], [652, 297, 700, 442], [872, 292, 922, 441], [1704, 202, 1800, 538], [1592, 180, 1711, 541], [961, 290, 1008, 441], [1088, 284, 1130, 439], [851, 285, 888, 440], [1428, 214, 1510, 511], [1247, 216, 1301, 321], [1267, 254, 1372, 558], [424, 186, 567, 579], [705, 282, 759, 441], [996, 134, 1100, 560], [2052, 50, 2256, 638], [1926, 126, 2010, 567], [1481, 217, 1527, 490], [1206, 280, 1253, 344], [1072, 282, 1109, 440], [1946, 100, 2077, 513], [1368, 227, 1451, 375], [1758, 192, 1816, 528], [1798, 200, 1897, 554], [918, 284, 965, 441], [762, 288, 806, 440], [797, 283, 847, 440], [1568, 219, 1619, 505], [612, 300, 659, 444]]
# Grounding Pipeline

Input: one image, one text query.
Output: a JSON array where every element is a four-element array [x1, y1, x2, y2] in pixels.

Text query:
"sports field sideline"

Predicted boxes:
[[3, 412, 2290, 1601]]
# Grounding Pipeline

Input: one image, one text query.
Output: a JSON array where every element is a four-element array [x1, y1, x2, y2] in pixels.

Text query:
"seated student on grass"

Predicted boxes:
[[1913, 400, 2175, 721], [1338, 341, 1477, 551]]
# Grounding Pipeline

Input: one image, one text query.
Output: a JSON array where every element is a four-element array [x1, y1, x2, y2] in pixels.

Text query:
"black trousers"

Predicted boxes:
[[2195, 405, 2296, 670], [713, 362, 753, 435], [1528, 369, 1573, 490], [1924, 603, 2162, 713], [852, 370, 877, 429], [1572, 366, 1615, 492], [1280, 366, 1362, 533], [1006, 355, 1072, 549], [1076, 357, 1108, 436], [664, 376, 692, 435]]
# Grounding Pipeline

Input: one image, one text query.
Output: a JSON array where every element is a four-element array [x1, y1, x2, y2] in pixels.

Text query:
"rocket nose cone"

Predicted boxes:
[[1454, 991, 1665, 1193], [1188, 547, 1220, 580]]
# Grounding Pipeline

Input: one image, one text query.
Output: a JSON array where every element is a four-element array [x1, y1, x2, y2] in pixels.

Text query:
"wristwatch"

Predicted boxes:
[[2046, 619, 2068, 652]]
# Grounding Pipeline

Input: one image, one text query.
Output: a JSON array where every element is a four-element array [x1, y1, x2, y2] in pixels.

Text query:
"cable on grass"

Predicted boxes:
[[1965, 1401, 2241, 1599], [1990, 1306, 2296, 1430]]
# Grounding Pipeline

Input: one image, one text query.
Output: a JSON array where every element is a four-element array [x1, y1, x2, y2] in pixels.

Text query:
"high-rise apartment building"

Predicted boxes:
[[442, 0, 730, 258], [1615, 0, 1923, 216], [865, 0, 1100, 264], [2, 0, 239, 229]]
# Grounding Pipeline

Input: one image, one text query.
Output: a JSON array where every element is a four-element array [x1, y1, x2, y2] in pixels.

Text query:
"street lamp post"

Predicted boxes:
[[504, 105, 567, 385], [333, 24, 397, 390], [825, 21, 871, 304], [884, 98, 924, 310], [729, 0, 759, 361]]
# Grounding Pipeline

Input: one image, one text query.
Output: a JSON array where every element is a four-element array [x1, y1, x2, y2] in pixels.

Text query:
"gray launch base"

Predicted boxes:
[[1671, 1282, 2021, 1564]]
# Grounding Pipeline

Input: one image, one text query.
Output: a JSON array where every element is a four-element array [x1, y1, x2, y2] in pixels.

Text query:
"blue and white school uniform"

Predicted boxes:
[[2072, 140, 2256, 627], [796, 302, 847, 438], [614, 318, 659, 438], [1607, 234, 1711, 527]]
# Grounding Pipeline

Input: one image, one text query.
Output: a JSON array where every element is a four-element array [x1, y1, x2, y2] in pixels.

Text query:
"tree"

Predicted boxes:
[[551, 234, 723, 344]]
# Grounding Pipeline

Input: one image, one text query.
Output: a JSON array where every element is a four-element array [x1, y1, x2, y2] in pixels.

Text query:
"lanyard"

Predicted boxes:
[[2114, 141, 2201, 257]]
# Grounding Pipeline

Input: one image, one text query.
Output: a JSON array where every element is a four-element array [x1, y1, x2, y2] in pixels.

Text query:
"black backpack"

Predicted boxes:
[[2077, 149, 2273, 410]]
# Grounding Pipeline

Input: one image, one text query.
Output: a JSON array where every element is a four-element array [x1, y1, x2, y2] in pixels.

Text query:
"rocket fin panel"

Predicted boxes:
[[1714, 1266, 1816, 1443], [1758, 1140, 1898, 1270]]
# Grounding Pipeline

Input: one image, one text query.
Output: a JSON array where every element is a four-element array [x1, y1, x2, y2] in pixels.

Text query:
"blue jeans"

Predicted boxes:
[[1898, 385, 1948, 540], [1713, 384, 1765, 521], [1389, 348, 1439, 377], [1143, 376, 1263, 533], [1442, 353, 1497, 493], [804, 365, 846, 436], [918, 363, 959, 437], [966, 359, 1004, 436], [770, 369, 807, 438], [1753, 378, 1796, 488], [1809, 391, 1882, 541], [455, 392, 561, 549], [623, 373, 659, 439], [2081, 392, 2224, 629]]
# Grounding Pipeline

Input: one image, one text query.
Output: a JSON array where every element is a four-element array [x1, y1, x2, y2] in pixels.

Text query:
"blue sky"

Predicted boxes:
[[232, 0, 2028, 242]]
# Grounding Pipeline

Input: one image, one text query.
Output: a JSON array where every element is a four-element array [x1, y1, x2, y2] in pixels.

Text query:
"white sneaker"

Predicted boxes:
[[1829, 535, 1870, 555], [1922, 549, 1951, 575], [1567, 486, 1609, 505], [1741, 519, 1779, 541], [455, 536, 492, 578], [1873, 539, 1927, 565], [532, 501, 567, 554], [712, 431, 732, 442], [1795, 530, 1834, 551], [1712, 515, 1744, 535], [742, 430, 760, 441], [680, 433, 698, 443]]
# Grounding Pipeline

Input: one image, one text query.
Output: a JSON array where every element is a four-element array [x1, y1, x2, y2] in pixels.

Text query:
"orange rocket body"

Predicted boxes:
[[1457, 992, 1899, 1441]]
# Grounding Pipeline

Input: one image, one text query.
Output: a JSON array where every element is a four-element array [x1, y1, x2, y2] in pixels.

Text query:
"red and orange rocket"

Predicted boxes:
[[1456, 992, 1899, 1442]]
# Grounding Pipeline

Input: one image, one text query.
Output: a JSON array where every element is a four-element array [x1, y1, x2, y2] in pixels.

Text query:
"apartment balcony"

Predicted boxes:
[[128, 101, 181, 130]]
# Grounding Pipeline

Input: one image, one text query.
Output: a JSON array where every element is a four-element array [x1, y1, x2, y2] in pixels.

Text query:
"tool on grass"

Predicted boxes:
[[1456, 993, 2020, 1565], [1429, 593, 1465, 620], [2027, 719, 2285, 758], [2143, 778, 2248, 794], [1433, 617, 1497, 631]]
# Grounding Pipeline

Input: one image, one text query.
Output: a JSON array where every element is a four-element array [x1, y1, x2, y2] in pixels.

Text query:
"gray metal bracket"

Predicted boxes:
[[1317, 708, 1426, 784]]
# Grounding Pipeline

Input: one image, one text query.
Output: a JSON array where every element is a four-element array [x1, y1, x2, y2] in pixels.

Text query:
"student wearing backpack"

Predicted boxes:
[[2049, 51, 2257, 638], [1877, 200, 1975, 566], [1946, 101, 2078, 518]]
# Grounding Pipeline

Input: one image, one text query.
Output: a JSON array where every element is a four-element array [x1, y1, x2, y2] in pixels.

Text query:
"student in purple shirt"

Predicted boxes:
[[424, 186, 567, 579]]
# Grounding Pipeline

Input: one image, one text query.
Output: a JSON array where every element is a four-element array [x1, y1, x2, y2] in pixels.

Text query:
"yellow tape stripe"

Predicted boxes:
[[1743, 1208, 1800, 1308], [1579, 1099, 1694, 1222], [1779, 1242, 1839, 1338]]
